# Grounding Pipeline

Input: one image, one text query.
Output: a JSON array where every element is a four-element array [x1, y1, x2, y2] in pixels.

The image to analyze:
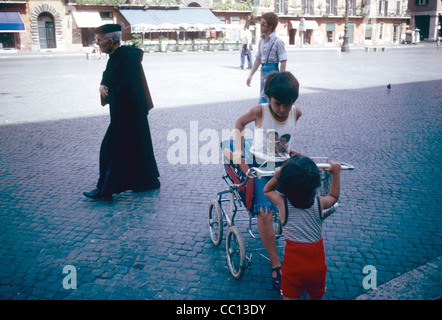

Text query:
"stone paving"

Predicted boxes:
[[0, 45, 441, 300]]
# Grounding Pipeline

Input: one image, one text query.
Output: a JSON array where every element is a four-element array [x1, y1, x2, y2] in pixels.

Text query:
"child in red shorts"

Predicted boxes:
[[264, 155, 341, 300]]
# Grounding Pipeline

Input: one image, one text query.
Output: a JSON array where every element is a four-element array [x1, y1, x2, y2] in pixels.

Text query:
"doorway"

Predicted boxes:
[[289, 29, 297, 45], [38, 13, 56, 49], [415, 15, 430, 40]]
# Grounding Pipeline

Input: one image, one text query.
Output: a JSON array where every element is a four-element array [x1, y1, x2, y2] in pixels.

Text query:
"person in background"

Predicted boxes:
[[240, 25, 253, 70], [92, 40, 101, 59], [246, 12, 287, 103]]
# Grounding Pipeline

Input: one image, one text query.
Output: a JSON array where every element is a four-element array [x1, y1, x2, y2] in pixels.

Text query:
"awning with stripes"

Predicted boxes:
[[120, 8, 223, 33]]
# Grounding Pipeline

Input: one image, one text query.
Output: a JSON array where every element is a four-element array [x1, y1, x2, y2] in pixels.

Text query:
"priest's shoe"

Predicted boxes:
[[83, 188, 112, 200]]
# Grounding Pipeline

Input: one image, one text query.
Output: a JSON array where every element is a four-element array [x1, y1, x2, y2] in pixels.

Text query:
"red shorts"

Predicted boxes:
[[281, 238, 327, 299]]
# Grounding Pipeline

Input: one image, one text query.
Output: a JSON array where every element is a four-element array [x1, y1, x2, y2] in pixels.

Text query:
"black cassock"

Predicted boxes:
[[97, 45, 159, 196]]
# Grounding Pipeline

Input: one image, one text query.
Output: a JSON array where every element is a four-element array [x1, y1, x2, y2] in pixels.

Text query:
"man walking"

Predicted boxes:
[[246, 12, 287, 103], [84, 24, 160, 200], [240, 25, 253, 69]]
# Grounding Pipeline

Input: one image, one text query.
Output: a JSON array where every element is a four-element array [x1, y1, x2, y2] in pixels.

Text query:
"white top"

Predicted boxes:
[[242, 29, 252, 45], [250, 103, 297, 162]]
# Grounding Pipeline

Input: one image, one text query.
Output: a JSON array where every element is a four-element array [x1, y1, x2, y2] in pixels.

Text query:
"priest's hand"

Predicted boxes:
[[99, 85, 109, 99]]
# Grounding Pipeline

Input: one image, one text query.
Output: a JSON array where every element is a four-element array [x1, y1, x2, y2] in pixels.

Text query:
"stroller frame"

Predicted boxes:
[[208, 160, 283, 280], [208, 141, 354, 280]]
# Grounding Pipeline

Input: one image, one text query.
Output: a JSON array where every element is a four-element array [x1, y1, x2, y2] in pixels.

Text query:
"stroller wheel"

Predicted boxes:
[[208, 200, 223, 246], [226, 226, 246, 279]]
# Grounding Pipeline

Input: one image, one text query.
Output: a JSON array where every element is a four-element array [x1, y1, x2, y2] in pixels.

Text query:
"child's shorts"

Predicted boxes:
[[281, 238, 327, 299]]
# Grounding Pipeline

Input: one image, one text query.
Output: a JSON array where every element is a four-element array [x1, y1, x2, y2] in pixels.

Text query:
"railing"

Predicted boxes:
[[140, 39, 242, 52]]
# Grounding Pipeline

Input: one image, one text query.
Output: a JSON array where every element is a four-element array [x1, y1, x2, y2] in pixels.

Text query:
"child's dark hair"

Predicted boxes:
[[277, 155, 321, 209], [264, 71, 300, 106]]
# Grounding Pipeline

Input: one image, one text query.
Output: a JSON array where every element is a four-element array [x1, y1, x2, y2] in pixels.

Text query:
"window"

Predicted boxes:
[[365, 23, 373, 40], [396, 1, 401, 15], [0, 33, 16, 49], [326, 22, 335, 42], [415, 0, 428, 5], [99, 12, 113, 22], [379, 22, 384, 40], [363, 0, 371, 15], [302, 0, 314, 15], [379, 0, 388, 16], [348, 0, 357, 16], [393, 24, 399, 42], [231, 16, 240, 24], [326, 0, 338, 16], [275, 0, 288, 14], [231, 16, 240, 41]]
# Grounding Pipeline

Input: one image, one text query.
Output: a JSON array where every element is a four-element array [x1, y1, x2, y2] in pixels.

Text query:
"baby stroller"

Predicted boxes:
[[208, 139, 354, 280], [208, 139, 281, 279]]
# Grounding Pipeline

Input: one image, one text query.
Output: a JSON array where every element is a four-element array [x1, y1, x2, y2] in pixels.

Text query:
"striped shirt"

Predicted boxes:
[[283, 196, 323, 243]]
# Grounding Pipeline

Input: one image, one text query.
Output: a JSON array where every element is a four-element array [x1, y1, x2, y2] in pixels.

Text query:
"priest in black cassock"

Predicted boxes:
[[84, 24, 160, 200]]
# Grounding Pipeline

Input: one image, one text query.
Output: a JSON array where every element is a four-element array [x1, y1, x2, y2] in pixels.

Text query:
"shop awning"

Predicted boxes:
[[72, 11, 104, 28], [290, 20, 318, 30], [0, 12, 25, 32], [120, 8, 223, 33]]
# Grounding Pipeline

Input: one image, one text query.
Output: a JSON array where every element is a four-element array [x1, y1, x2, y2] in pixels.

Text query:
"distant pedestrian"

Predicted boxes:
[[83, 24, 160, 200], [239, 25, 253, 69], [92, 40, 101, 59], [247, 12, 287, 103], [264, 156, 342, 300]]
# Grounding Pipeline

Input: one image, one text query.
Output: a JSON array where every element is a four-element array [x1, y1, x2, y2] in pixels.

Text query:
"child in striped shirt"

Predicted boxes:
[[264, 155, 341, 300]]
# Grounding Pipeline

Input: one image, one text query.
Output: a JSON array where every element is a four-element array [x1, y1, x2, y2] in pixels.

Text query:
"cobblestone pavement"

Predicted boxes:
[[0, 45, 441, 300]]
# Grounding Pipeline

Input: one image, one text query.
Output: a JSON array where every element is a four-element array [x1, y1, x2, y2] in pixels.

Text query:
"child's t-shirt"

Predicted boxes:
[[283, 197, 323, 243], [250, 103, 297, 163]]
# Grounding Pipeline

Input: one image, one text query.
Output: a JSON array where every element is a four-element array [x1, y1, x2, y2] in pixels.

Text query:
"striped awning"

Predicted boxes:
[[121, 8, 223, 33]]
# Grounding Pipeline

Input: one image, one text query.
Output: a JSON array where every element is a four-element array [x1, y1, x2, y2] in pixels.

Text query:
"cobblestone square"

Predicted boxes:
[[0, 45, 441, 300]]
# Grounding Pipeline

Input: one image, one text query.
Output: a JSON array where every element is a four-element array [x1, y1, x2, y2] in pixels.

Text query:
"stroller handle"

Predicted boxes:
[[316, 162, 354, 170], [247, 162, 354, 178]]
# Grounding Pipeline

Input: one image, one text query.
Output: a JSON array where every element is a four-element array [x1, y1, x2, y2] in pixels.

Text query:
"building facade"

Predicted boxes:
[[407, 0, 442, 41], [245, 0, 411, 47], [0, 0, 412, 52]]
